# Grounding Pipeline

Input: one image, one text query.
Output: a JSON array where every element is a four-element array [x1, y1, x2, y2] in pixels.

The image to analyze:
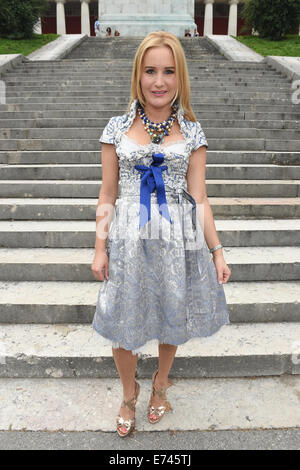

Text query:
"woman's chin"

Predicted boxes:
[[145, 96, 172, 109]]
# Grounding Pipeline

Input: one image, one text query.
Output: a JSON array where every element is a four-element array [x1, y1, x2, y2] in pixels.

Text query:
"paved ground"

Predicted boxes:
[[1, 429, 300, 450]]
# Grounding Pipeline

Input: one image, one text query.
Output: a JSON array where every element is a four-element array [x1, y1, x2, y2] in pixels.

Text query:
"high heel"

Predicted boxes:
[[147, 370, 173, 424], [116, 381, 140, 437]]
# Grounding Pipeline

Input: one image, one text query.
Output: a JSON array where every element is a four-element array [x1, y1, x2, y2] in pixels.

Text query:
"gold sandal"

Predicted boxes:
[[147, 370, 173, 424], [116, 381, 140, 437]]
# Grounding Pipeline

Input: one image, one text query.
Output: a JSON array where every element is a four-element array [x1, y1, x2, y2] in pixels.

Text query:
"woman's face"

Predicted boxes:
[[140, 45, 177, 110]]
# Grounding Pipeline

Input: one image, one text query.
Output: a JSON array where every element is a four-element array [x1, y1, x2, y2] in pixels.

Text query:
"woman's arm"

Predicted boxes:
[[94, 143, 119, 253], [186, 145, 224, 261]]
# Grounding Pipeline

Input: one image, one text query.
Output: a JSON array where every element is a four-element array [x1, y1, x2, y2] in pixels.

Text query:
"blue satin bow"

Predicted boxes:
[[134, 153, 172, 229]]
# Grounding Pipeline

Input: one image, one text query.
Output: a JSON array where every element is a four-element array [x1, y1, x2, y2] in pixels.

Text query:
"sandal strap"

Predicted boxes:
[[120, 382, 139, 411], [152, 386, 166, 399], [121, 396, 135, 411]]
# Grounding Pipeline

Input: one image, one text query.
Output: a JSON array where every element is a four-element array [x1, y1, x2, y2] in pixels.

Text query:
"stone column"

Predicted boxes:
[[204, 0, 214, 35], [55, 0, 66, 35], [80, 0, 91, 35], [228, 0, 239, 36]]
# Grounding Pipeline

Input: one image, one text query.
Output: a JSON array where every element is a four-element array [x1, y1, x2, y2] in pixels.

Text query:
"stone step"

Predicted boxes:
[[7, 63, 278, 70], [0, 179, 299, 197], [2, 375, 300, 432], [14, 59, 275, 68], [0, 197, 299, 220], [1, 321, 300, 378], [5, 82, 292, 91], [2, 138, 299, 151], [0, 219, 299, 247], [4, 68, 285, 78], [0, 164, 299, 181], [1, 127, 299, 141], [4, 76, 291, 84], [5, 98, 294, 108], [1, 150, 296, 165], [0, 280, 299, 324], [0, 246, 299, 282], [5, 71, 285, 81], [0, 118, 299, 131], [0, 112, 300, 124], [5, 91, 292, 101], [13, 59, 274, 68], [1, 103, 297, 114], [5, 87, 293, 98]]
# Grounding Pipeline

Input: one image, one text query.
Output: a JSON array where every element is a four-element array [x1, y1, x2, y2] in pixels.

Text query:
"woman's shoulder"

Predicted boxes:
[[181, 115, 203, 135], [99, 111, 131, 144], [180, 115, 208, 150]]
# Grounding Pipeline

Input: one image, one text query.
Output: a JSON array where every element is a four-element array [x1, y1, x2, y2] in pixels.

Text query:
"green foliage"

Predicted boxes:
[[0, 0, 49, 40], [235, 34, 300, 57], [240, 0, 300, 40], [0, 34, 60, 55]]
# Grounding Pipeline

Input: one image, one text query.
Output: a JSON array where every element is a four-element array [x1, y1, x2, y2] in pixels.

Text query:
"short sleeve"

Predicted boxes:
[[193, 121, 208, 151], [99, 116, 119, 145]]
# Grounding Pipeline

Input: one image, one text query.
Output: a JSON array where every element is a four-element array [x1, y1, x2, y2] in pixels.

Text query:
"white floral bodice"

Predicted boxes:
[[99, 99, 208, 198]]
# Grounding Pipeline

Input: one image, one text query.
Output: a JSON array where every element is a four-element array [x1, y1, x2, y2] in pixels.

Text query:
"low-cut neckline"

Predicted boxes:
[[123, 133, 185, 149]]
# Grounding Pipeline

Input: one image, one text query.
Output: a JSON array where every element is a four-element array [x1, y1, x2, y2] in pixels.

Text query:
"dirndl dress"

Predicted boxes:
[[92, 99, 230, 356]]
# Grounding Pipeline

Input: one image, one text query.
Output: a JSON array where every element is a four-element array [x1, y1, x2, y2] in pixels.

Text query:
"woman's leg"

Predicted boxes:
[[112, 347, 139, 424], [150, 344, 177, 412]]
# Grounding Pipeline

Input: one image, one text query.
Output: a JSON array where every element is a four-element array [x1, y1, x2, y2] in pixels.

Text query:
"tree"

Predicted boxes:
[[0, 0, 49, 39], [240, 0, 300, 40]]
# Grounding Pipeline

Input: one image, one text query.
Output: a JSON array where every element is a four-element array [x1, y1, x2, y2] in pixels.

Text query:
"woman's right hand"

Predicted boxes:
[[91, 250, 109, 282]]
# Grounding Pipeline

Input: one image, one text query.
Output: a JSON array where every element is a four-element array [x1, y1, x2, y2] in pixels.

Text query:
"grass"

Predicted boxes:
[[0, 34, 60, 56], [233, 34, 300, 57]]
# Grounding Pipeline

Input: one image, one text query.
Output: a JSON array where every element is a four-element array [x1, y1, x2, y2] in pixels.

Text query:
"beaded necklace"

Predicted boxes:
[[138, 103, 178, 144]]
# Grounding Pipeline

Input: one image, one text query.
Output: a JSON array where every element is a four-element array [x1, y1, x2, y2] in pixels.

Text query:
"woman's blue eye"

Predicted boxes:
[[145, 69, 174, 74]]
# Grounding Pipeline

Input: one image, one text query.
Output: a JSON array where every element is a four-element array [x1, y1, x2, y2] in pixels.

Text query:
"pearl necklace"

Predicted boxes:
[[138, 103, 178, 144]]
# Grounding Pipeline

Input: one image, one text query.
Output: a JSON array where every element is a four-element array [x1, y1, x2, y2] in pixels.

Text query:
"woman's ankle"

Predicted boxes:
[[155, 371, 169, 388], [122, 382, 137, 401]]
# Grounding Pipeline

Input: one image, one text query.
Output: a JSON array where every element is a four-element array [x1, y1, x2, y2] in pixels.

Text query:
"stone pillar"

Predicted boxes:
[[80, 0, 91, 35], [204, 0, 214, 35], [228, 0, 239, 36], [55, 0, 66, 35]]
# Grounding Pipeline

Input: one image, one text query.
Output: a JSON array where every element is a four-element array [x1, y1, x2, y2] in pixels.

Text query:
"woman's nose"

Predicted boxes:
[[154, 73, 164, 87]]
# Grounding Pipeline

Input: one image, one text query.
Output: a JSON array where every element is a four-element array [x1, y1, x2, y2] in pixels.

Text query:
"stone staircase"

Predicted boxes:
[[0, 37, 300, 433], [66, 36, 223, 60]]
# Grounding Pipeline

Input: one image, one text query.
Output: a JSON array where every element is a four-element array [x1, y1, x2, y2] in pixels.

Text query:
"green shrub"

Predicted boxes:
[[240, 0, 300, 40], [0, 0, 49, 39]]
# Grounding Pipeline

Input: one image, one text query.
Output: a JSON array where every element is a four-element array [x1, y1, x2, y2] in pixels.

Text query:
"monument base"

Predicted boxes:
[[99, 15, 196, 37], [98, 1, 197, 38]]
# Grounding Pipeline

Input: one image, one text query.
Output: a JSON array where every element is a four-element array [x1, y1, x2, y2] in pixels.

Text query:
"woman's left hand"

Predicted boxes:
[[213, 253, 231, 284]]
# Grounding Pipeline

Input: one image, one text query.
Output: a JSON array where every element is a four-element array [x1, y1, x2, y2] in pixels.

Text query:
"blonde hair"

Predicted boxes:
[[127, 31, 196, 122]]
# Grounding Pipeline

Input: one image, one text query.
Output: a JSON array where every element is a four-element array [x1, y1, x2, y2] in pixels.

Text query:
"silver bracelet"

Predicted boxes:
[[209, 244, 223, 253]]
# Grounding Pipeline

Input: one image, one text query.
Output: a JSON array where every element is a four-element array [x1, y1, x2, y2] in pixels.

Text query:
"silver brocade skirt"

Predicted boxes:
[[92, 187, 230, 356]]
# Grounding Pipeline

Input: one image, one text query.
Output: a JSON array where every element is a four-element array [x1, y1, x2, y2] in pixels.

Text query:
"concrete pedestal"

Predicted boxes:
[[98, 0, 196, 37]]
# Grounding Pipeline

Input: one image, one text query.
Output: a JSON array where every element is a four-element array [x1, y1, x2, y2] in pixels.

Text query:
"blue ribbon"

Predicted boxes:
[[134, 153, 172, 229]]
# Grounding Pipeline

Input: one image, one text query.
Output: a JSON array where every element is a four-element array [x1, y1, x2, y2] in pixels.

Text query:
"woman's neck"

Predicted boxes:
[[143, 103, 172, 123]]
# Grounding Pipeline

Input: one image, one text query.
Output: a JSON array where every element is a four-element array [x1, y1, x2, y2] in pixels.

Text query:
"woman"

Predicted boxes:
[[106, 27, 112, 37], [91, 31, 231, 437]]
